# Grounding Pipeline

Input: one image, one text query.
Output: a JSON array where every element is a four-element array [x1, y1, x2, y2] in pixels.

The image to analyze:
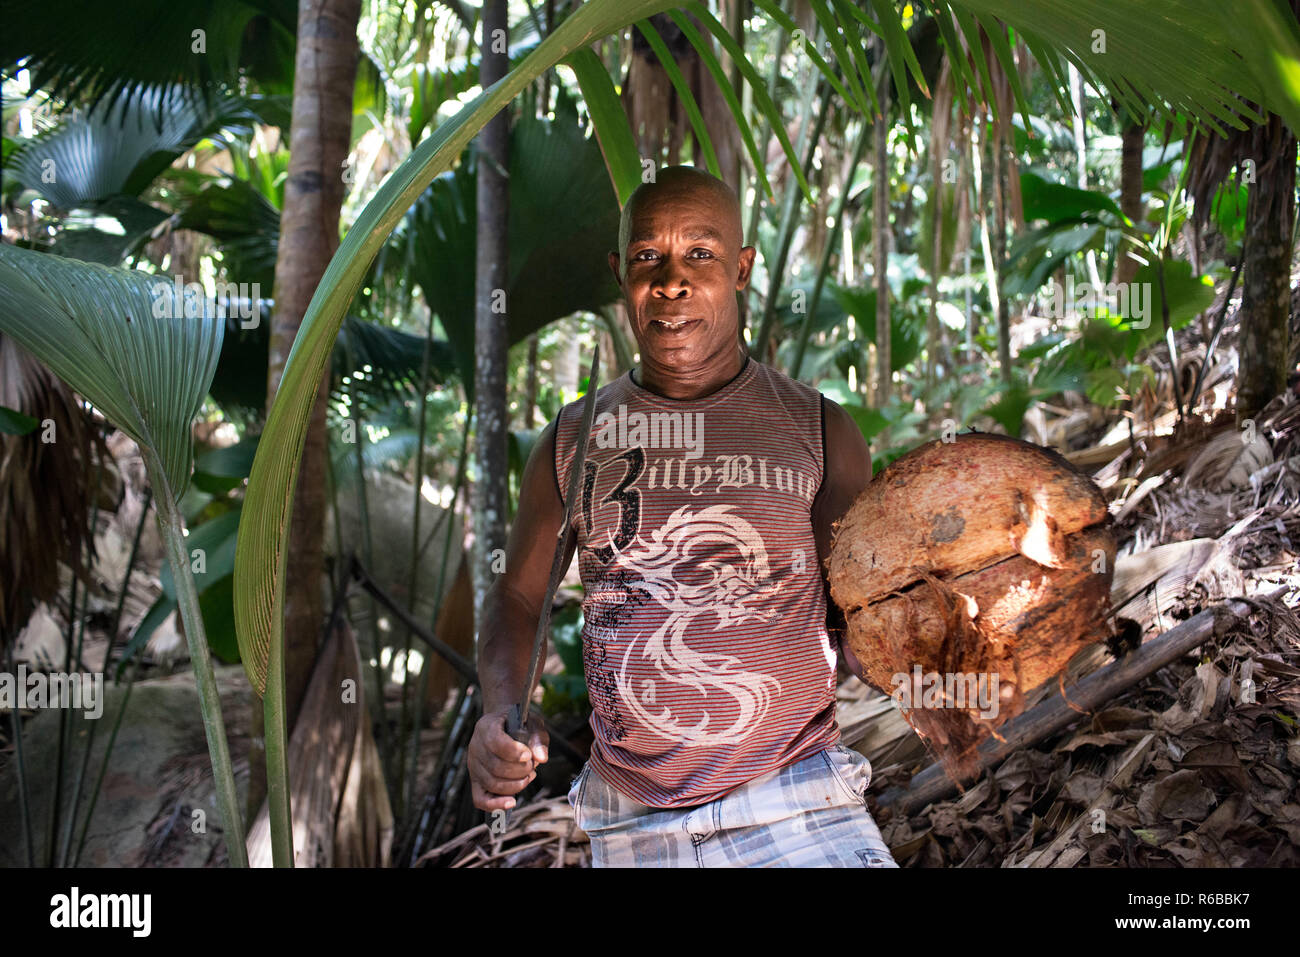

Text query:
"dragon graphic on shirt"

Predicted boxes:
[[596, 504, 784, 746]]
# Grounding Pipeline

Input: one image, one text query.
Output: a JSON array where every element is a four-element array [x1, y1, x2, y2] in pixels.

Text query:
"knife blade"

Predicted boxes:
[[498, 345, 600, 821]]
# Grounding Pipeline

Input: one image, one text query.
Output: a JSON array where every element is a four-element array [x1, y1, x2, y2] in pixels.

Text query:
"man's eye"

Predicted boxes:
[[690, 249, 714, 259], [633, 250, 658, 261]]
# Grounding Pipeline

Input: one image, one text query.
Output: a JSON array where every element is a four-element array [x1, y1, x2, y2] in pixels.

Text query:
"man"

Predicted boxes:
[[469, 165, 896, 867]]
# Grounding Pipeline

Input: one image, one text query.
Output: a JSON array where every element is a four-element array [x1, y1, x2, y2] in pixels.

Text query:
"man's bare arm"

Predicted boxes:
[[811, 397, 873, 681], [470, 419, 578, 811]]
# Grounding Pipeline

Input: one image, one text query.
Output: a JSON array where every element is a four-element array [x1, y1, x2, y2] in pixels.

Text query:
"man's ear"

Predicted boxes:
[[736, 245, 757, 290], [608, 250, 623, 285]]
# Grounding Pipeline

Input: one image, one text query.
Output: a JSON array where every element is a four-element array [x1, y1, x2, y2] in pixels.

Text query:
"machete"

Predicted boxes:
[[498, 345, 600, 821]]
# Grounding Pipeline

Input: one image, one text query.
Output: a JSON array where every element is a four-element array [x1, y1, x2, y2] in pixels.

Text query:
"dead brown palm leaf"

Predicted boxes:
[[0, 333, 101, 640]]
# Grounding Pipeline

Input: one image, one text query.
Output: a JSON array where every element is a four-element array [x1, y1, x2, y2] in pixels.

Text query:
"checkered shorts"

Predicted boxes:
[[567, 745, 898, 867]]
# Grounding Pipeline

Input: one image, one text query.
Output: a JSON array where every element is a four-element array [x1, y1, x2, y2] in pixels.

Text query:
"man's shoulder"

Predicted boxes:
[[551, 375, 625, 428]]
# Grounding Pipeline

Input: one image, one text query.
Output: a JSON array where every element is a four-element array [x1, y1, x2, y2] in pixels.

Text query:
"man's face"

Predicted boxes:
[[609, 179, 756, 374]]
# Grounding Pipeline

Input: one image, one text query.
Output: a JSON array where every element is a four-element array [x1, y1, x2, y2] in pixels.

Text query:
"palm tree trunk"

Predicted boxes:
[[1115, 113, 1146, 289], [254, 0, 362, 830], [473, 0, 511, 639], [1238, 113, 1297, 418]]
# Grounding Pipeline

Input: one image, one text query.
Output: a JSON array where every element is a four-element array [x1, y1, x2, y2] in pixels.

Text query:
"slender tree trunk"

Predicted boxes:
[[986, 115, 1012, 384], [927, 63, 954, 390], [1115, 114, 1146, 289], [874, 103, 891, 412], [1238, 114, 1297, 419], [472, 0, 511, 646], [726, 0, 746, 192], [252, 0, 362, 823], [1069, 63, 1102, 289]]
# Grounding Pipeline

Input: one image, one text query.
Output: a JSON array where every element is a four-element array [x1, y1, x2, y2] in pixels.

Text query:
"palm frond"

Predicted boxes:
[[207, 303, 456, 421], [0, 244, 222, 496], [8, 85, 271, 207], [174, 175, 282, 289], [7, 85, 272, 264], [945, 0, 1270, 134], [0, 0, 295, 120], [563, 49, 643, 205]]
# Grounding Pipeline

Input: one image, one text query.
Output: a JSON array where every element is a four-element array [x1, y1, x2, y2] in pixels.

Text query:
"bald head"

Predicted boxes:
[[607, 164, 756, 388], [615, 166, 743, 277]]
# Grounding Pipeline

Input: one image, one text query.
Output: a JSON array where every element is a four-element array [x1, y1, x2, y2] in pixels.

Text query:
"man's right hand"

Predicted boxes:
[[468, 707, 550, 811], [472, 420, 566, 813]]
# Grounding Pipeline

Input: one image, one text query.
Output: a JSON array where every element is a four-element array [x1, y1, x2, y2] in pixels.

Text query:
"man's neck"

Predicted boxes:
[[633, 344, 748, 401]]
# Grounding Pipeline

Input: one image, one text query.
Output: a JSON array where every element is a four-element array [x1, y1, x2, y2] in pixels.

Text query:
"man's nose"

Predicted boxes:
[[652, 258, 691, 298]]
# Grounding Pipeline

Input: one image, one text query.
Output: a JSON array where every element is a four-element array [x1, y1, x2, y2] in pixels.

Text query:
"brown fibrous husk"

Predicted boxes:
[[829, 434, 1116, 783]]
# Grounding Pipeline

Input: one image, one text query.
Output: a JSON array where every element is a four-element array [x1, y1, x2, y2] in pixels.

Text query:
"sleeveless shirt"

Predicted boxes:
[[553, 357, 840, 808]]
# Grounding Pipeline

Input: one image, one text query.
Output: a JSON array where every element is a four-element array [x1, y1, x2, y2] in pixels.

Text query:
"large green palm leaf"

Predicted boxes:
[[8, 87, 208, 208], [0, 243, 246, 865], [0, 245, 221, 493], [8, 86, 277, 264]]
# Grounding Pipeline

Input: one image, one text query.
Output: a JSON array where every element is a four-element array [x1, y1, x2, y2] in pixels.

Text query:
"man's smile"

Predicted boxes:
[[649, 316, 702, 334]]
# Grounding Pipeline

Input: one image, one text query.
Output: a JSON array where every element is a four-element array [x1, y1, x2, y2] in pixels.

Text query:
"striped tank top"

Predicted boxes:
[[553, 357, 840, 808]]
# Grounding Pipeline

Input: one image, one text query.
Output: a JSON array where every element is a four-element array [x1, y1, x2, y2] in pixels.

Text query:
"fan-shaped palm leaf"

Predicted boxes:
[[8, 86, 248, 208], [0, 243, 246, 865], [395, 99, 621, 392], [8, 85, 273, 264], [174, 174, 283, 289], [0, 246, 221, 493], [0, 0, 297, 119]]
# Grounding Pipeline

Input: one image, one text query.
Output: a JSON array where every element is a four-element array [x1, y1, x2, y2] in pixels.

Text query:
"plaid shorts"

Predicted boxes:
[[567, 745, 898, 867]]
